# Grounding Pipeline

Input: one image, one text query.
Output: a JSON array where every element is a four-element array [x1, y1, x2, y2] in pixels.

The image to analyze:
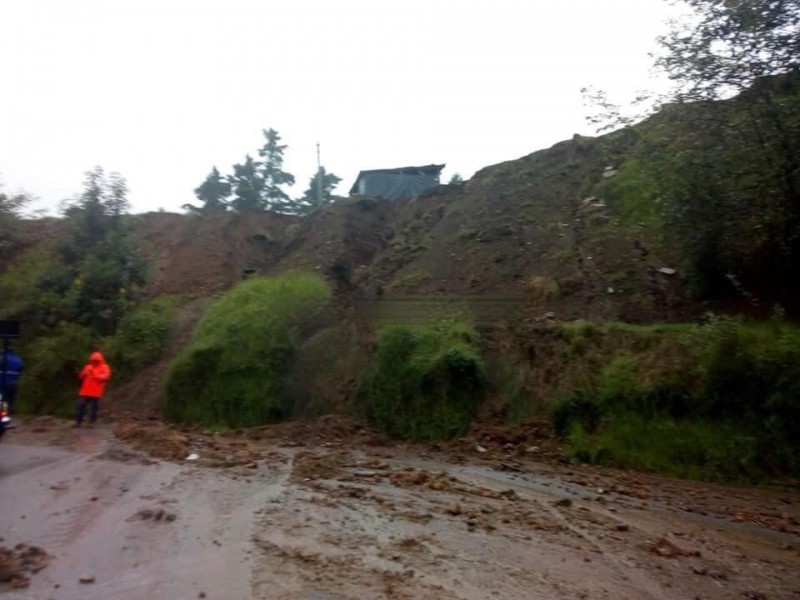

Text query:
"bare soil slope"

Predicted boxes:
[[124, 134, 690, 326]]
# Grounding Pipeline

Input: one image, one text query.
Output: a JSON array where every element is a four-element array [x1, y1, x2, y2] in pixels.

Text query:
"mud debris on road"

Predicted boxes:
[[2, 416, 800, 599], [0, 544, 49, 590]]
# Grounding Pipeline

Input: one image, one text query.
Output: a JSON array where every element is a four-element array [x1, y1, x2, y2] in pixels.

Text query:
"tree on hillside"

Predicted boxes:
[[292, 166, 342, 215], [46, 167, 147, 334], [184, 166, 231, 214], [580, 1, 800, 304], [448, 173, 464, 184], [68, 166, 110, 245], [257, 128, 295, 211], [651, 0, 800, 299], [0, 183, 31, 259], [656, 0, 800, 101], [226, 129, 296, 212], [228, 155, 264, 211], [107, 171, 131, 217]]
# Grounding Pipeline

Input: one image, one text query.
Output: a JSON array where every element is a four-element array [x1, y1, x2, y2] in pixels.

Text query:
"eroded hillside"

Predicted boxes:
[[118, 134, 690, 327]]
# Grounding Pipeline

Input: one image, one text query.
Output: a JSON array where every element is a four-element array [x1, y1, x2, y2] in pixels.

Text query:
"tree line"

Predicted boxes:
[[183, 128, 341, 216]]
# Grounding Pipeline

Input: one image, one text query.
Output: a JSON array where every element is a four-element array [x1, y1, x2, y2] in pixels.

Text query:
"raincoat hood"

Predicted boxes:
[[89, 352, 106, 364]]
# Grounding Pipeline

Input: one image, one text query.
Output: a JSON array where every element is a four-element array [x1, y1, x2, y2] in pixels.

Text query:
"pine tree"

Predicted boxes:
[[185, 167, 231, 214], [257, 128, 295, 211], [293, 167, 342, 215], [228, 155, 264, 211]]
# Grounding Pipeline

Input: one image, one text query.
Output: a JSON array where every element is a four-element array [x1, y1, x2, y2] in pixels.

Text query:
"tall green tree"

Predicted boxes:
[[228, 155, 264, 211], [107, 171, 130, 217], [214, 128, 296, 213], [650, 0, 800, 302], [185, 166, 231, 214], [656, 0, 800, 101], [40, 167, 147, 334], [292, 166, 342, 215], [0, 183, 31, 259], [257, 128, 295, 211]]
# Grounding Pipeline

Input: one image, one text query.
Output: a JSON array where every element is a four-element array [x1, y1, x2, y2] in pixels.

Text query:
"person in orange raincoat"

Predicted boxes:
[[75, 351, 112, 427]]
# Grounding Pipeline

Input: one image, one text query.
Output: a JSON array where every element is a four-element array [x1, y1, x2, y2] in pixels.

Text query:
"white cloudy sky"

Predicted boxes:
[[0, 0, 680, 214]]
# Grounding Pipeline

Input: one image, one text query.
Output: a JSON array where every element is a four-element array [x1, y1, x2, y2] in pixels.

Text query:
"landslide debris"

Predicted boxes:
[[0, 544, 49, 590], [113, 422, 191, 461]]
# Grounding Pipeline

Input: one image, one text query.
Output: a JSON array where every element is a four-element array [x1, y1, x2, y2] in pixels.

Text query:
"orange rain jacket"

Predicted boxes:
[[78, 352, 112, 398]]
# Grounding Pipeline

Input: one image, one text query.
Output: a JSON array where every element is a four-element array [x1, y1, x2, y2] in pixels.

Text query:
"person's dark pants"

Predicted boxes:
[[1, 385, 17, 414], [76, 396, 100, 426]]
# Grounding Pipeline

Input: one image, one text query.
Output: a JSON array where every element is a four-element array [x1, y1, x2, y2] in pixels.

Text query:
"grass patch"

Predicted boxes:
[[592, 157, 664, 235], [567, 416, 763, 481]]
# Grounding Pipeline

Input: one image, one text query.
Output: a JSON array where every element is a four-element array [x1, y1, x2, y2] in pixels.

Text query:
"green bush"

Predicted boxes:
[[552, 390, 602, 436], [15, 322, 95, 416], [358, 320, 486, 442], [695, 316, 800, 474], [162, 272, 330, 427], [105, 296, 180, 380], [554, 316, 800, 480]]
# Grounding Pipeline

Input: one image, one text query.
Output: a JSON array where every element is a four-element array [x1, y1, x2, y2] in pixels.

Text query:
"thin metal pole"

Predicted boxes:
[[316, 142, 323, 206]]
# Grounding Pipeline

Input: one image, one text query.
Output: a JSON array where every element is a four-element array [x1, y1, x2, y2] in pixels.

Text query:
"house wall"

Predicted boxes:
[[359, 172, 440, 200]]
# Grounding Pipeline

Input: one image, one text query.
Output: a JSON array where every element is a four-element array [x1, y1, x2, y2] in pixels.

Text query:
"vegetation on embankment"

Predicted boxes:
[[104, 295, 182, 380], [587, 73, 800, 309], [162, 272, 331, 427], [0, 169, 155, 415], [356, 320, 487, 442], [542, 316, 800, 481], [8, 296, 181, 416]]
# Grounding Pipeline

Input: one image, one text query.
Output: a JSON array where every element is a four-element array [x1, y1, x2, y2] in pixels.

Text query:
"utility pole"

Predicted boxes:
[[316, 142, 323, 207]]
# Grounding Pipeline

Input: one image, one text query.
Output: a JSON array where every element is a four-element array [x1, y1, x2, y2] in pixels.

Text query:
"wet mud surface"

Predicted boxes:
[[1, 417, 799, 599]]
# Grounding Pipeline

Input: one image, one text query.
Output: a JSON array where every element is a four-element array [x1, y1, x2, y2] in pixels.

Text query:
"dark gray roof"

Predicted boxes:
[[349, 164, 445, 195]]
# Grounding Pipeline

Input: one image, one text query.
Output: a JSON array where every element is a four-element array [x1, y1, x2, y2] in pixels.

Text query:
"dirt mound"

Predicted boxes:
[[0, 544, 49, 589], [128, 508, 177, 523], [291, 451, 347, 481], [442, 417, 563, 463], [230, 414, 384, 447], [112, 422, 191, 460], [643, 536, 702, 558], [111, 420, 278, 468]]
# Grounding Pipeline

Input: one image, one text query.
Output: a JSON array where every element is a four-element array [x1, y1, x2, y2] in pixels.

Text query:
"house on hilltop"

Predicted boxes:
[[349, 164, 445, 200]]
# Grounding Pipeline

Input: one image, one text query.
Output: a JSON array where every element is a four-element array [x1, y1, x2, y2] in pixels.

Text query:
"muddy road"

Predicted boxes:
[[1, 419, 799, 600]]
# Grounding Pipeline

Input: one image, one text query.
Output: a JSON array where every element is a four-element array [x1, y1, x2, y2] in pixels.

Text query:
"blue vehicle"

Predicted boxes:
[[0, 322, 22, 440]]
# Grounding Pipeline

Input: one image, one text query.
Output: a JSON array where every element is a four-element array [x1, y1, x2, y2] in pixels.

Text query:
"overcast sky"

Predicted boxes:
[[0, 0, 680, 214]]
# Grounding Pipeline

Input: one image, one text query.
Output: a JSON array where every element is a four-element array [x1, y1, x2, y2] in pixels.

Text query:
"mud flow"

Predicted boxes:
[[1, 417, 798, 599]]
